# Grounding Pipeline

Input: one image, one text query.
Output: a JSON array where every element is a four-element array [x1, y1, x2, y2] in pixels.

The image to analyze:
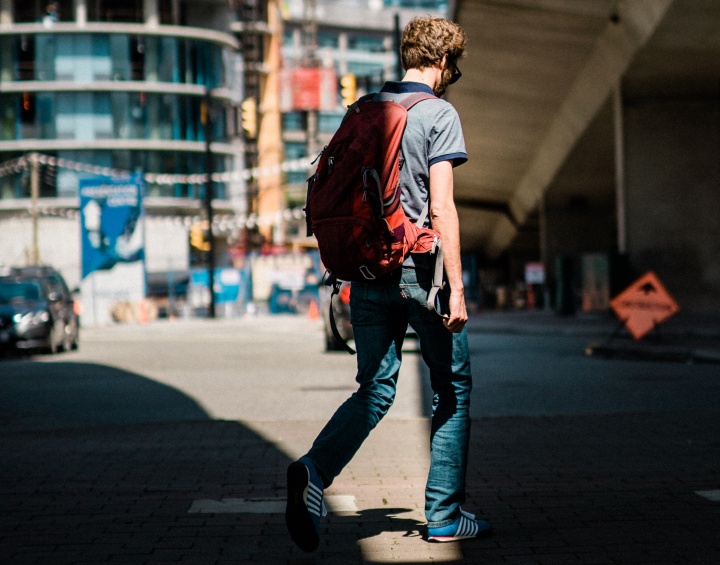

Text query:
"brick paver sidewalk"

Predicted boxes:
[[2, 410, 719, 564]]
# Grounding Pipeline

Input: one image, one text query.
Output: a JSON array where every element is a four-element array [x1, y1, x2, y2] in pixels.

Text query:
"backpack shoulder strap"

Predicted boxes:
[[348, 93, 375, 111], [399, 92, 437, 111]]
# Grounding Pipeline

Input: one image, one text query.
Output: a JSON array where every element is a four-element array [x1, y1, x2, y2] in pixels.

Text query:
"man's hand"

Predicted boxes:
[[443, 289, 468, 333]]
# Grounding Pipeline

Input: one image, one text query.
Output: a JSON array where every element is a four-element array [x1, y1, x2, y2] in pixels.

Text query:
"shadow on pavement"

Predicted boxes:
[[0, 360, 209, 429], [0, 359, 399, 563]]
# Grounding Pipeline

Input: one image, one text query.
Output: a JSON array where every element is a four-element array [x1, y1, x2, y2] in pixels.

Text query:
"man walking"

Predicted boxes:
[[286, 16, 491, 552]]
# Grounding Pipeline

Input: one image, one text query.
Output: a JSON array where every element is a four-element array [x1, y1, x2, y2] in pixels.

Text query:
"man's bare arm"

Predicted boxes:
[[429, 160, 468, 332]]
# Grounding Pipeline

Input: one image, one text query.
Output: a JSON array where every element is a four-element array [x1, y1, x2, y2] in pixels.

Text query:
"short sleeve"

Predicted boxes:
[[427, 104, 467, 168]]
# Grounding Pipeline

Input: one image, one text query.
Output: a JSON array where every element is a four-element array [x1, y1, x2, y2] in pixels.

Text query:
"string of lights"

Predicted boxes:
[[0, 152, 313, 184], [0, 153, 313, 234]]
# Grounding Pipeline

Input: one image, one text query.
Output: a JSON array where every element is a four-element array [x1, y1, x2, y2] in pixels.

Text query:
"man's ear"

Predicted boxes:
[[440, 54, 448, 69]]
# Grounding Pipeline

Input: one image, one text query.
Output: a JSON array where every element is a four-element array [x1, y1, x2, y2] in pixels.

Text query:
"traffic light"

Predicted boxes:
[[340, 73, 356, 108], [241, 97, 257, 139], [190, 221, 210, 252]]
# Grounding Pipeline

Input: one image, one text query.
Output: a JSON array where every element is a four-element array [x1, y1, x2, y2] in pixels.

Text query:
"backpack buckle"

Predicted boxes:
[[321, 270, 337, 288]]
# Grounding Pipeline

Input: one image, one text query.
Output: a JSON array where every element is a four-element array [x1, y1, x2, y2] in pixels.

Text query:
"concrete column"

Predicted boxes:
[[144, 37, 159, 139], [0, 0, 12, 81], [338, 33, 348, 76], [0, 0, 12, 26], [74, 0, 87, 27], [171, 0, 180, 25], [0, 40, 11, 82], [292, 28, 302, 65], [624, 97, 720, 314], [613, 84, 627, 255], [257, 0, 285, 243], [144, 0, 159, 27]]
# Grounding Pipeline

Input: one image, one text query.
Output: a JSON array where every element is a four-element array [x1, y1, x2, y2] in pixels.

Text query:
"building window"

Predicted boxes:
[[159, 0, 181, 25], [318, 31, 339, 49], [16, 35, 35, 80], [282, 112, 304, 132], [4, 90, 230, 144], [384, 0, 447, 10], [318, 112, 343, 134], [87, 0, 143, 23], [284, 141, 308, 186], [347, 34, 385, 53], [13, 0, 73, 23]]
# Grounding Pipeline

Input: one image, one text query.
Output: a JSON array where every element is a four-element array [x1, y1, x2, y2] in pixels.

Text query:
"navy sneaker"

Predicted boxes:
[[427, 510, 492, 542], [285, 456, 326, 552]]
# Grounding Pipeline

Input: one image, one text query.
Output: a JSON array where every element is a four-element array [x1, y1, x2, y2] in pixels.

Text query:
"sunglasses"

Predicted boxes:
[[448, 62, 462, 85]]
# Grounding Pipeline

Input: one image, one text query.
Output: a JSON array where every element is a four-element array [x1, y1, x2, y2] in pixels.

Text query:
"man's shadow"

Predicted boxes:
[[328, 507, 425, 540]]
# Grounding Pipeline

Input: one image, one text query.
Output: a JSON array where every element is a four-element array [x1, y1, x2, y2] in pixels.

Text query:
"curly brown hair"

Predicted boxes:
[[401, 16, 467, 71]]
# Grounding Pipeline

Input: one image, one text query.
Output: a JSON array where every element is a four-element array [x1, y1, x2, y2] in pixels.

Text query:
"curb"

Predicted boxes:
[[584, 340, 720, 364]]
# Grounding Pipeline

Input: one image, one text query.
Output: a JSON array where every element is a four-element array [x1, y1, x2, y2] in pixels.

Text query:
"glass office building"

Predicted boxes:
[[0, 0, 243, 204]]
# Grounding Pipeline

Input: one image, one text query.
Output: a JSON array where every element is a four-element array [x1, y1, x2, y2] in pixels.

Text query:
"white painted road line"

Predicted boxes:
[[695, 490, 720, 502], [188, 495, 358, 514]]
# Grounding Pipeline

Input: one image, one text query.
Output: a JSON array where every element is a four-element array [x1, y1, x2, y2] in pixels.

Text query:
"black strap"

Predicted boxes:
[[327, 278, 356, 355]]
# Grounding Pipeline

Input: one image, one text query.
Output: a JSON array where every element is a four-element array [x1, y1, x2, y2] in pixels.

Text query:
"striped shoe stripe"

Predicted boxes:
[[305, 481, 325, 518], [455, 515, 480, 538]]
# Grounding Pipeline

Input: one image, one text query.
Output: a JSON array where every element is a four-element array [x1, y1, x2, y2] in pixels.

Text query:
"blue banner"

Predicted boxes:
[[80, 175, 145, 279]]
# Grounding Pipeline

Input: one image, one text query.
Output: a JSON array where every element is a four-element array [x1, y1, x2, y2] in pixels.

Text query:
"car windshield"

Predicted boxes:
[[0, 281, 42, 304]]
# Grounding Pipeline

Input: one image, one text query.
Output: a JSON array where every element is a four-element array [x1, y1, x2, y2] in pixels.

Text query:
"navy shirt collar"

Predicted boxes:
[[380, 81, 435, 95]]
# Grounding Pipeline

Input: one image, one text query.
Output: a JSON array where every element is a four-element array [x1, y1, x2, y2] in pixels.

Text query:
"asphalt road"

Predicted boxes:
[[2, 314, 718, 430]]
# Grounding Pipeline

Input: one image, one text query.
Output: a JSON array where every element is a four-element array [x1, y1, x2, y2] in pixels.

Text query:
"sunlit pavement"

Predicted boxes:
[[1, 312, 719, 564]]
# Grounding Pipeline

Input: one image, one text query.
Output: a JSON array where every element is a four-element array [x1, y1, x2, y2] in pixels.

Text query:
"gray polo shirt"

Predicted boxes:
[[376, 81, 467, 226]]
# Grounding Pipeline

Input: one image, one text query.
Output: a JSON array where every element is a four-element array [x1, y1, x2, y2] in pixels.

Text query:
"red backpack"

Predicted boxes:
[[305, 92, 444, 291], [304, 92, 446, 353]]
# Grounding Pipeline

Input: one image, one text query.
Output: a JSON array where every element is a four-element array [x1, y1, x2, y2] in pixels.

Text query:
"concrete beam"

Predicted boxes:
[[485, 0, 676, 258]]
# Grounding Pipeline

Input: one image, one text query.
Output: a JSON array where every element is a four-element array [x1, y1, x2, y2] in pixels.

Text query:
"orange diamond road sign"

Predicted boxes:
[[610, 271, 680, 340]]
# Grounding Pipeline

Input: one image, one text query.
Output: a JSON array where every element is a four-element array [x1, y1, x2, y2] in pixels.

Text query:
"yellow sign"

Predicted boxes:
[[610, 271, 679, 340]]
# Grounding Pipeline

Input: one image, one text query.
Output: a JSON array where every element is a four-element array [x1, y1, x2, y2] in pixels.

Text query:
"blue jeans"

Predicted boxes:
[[305, 265, 473, 528]]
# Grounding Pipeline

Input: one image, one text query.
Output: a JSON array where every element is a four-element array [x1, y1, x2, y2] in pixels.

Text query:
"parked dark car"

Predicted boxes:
[[0, 268, 79, 354]]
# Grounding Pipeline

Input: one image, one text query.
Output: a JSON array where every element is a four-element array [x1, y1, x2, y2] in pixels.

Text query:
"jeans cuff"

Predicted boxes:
[[426, 515, 458, 529]]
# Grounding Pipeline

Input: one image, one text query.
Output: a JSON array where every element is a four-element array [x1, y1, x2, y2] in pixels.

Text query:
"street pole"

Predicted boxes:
[[204, 89, 216, 319], [29, 153, 40, 266], [613, 83, 627, 255], [394, 13, 403, 80]]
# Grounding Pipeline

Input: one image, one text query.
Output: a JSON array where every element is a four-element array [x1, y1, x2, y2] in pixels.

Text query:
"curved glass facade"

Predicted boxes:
[[0, 29, 241, 202], [2, 92, 228, 143], [2, 33, 227, 86]]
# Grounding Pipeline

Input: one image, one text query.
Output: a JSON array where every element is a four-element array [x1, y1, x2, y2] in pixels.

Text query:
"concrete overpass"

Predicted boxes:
[[449, 0, 720, 316]]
